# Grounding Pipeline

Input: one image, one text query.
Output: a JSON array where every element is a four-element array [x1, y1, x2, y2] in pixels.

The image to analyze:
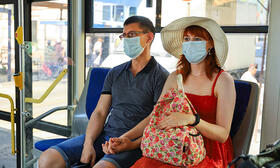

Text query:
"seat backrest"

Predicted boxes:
[[230, 80, 259, 158], [71, 67, 110, 137], [85, 67, 111, 118]]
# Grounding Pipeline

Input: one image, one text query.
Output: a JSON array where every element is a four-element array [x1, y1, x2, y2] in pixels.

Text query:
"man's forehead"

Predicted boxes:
[[123, 23, 143, 32]]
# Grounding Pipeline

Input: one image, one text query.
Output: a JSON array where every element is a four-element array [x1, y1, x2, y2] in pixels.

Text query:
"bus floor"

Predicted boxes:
[[0, 126, 16, 168]]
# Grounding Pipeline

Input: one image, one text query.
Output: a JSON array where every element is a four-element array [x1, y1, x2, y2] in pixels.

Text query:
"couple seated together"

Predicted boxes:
[[39, 15, 236, 168]]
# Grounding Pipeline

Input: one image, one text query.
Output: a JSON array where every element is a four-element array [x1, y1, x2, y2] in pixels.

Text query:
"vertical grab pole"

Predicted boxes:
[[18, 0, 26, 167]]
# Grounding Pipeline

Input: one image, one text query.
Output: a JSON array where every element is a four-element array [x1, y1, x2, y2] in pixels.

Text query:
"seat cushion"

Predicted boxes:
[[35, 138, 68, 151]]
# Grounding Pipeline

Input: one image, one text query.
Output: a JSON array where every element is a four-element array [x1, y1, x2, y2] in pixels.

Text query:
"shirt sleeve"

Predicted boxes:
[[101, 70, 113, 94], [153, 69, 169, 103]]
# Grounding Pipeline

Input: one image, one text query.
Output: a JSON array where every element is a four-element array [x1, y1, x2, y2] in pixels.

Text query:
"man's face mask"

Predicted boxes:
[[182, 41, 208, 64], [123, 36, 146, 59]]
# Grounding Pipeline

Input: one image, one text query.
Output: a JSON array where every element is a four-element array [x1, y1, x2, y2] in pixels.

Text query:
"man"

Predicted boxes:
[[38, 16, 169, 168], [241, 63, 258, 84], [86, 36, 93, 67], [93, 37, 103, 65]]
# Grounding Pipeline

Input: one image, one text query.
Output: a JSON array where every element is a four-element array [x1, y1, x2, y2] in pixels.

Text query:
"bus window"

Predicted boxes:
[[161, 0, 269, 26], [92, 0, 156, 28]]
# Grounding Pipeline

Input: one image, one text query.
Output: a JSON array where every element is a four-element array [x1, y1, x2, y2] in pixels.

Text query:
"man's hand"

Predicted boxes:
[[102, 137, 134, 154], [102, 138, 119, 154], [80, 144, 96, 167]]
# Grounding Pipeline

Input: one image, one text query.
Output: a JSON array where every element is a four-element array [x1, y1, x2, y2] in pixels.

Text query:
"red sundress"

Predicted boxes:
[[131, 70, 234, 168]]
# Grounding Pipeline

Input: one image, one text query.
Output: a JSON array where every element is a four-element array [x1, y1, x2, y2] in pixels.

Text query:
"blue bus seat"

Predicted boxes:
[[230, 80, 259, 158], [34, 67, 110, 152]]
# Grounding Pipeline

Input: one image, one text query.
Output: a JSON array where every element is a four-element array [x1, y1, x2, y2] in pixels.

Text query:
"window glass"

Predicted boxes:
[[225, 33, 267, 80], [93, 0, 156, 28], [113, 5, 124, 22], [85, 33, 177, 75], [0, 4, 15, 113], [151, 34, 178, 72], [162, 0, 269, 26], [86, 33, 267, 79], [0, 5, 16, 153], [31, 0, 68, 139], [85, 33, 129, 72], [129, 7, 137, 16]]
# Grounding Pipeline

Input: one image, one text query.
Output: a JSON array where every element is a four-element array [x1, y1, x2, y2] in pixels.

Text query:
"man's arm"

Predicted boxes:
[[84, 94, 112, 145], [85, 68, 113, 145], [80, 94, 112, 165]]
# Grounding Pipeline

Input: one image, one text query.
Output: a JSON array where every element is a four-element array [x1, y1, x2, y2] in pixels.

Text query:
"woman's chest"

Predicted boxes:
[[184, 77, 213, 96]]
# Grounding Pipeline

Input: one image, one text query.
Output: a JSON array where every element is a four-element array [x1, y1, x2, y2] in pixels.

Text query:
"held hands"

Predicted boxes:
[[158, 112, 195, 130], [80, 143, 96, 167], [102, 137, 133, 154]]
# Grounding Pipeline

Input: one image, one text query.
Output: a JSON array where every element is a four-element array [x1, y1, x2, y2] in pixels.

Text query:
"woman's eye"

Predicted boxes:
[[194, 37, 202, 41], [184, 37, 190, 41]]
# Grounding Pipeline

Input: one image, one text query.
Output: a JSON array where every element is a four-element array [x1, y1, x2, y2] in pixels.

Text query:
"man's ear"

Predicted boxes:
[[146, 32, 153, 43]]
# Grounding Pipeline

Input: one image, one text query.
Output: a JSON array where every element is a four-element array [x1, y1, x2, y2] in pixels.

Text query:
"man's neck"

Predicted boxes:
[[130, 49, 151, 76]]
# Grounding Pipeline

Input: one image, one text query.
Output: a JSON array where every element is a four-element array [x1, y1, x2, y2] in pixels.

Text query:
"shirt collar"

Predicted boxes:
[[125, 56, 156, 74]]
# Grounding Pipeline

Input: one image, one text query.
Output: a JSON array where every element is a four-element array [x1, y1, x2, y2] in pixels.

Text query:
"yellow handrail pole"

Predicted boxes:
[[25, 69, 67, 103], [0, 93, 16, 155]]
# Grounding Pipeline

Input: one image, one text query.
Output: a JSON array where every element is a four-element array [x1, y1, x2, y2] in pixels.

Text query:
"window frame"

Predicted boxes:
[[85, 0, 269, 34]]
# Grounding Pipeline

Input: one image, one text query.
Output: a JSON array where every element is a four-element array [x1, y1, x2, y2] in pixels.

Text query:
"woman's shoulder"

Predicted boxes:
[[167, 71, 178, 83], [163, 71, 178, 89], [169, 71, 177, 78], [215, 71, 235, 92], [219, 71, 234, 83]]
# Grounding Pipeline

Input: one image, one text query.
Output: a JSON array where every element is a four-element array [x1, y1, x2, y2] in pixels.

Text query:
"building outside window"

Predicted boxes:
[[103, 5, 111, 21]]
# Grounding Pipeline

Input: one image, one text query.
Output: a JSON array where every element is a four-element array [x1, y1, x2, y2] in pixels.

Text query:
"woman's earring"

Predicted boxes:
[[208, 48, 213, 55]]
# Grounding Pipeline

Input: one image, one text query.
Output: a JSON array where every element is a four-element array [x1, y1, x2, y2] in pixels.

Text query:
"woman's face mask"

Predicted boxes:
[[123, 36, 146, 59], [182, 41, 208, 64]]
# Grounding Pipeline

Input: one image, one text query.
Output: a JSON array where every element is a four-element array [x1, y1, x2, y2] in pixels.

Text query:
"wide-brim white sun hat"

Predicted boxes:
[[161, 17, 228, 67]]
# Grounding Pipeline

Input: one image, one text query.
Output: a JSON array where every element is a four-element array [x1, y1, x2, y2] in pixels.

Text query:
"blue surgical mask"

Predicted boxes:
[[123, 36, 145, 59], [182, 41, 207, 64]]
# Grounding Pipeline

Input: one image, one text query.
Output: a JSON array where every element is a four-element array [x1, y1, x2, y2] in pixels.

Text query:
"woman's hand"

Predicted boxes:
[[158, 112, 195, 129], [102, 137, 134, 154]]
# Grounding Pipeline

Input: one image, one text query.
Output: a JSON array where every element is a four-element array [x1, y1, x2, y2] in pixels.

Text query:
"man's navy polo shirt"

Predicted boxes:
[[101, 57, 169, 137]]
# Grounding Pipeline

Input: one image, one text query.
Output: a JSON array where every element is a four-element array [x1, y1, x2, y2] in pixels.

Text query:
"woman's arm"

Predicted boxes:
[[158, 72, 236, 143], [195, 72, 236, 143], [103, 136, 143, 154], [158, 71, 178, 98]]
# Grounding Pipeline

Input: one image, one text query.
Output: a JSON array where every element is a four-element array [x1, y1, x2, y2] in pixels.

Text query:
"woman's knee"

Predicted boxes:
[[38, 148, 65, 168]]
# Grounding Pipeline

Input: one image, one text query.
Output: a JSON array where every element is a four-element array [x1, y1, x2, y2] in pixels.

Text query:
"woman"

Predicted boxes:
[[103, 17, 236, 168]]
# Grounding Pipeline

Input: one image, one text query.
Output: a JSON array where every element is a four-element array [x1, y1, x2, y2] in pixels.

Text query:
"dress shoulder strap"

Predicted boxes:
[[211, 70, 224, 96]]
